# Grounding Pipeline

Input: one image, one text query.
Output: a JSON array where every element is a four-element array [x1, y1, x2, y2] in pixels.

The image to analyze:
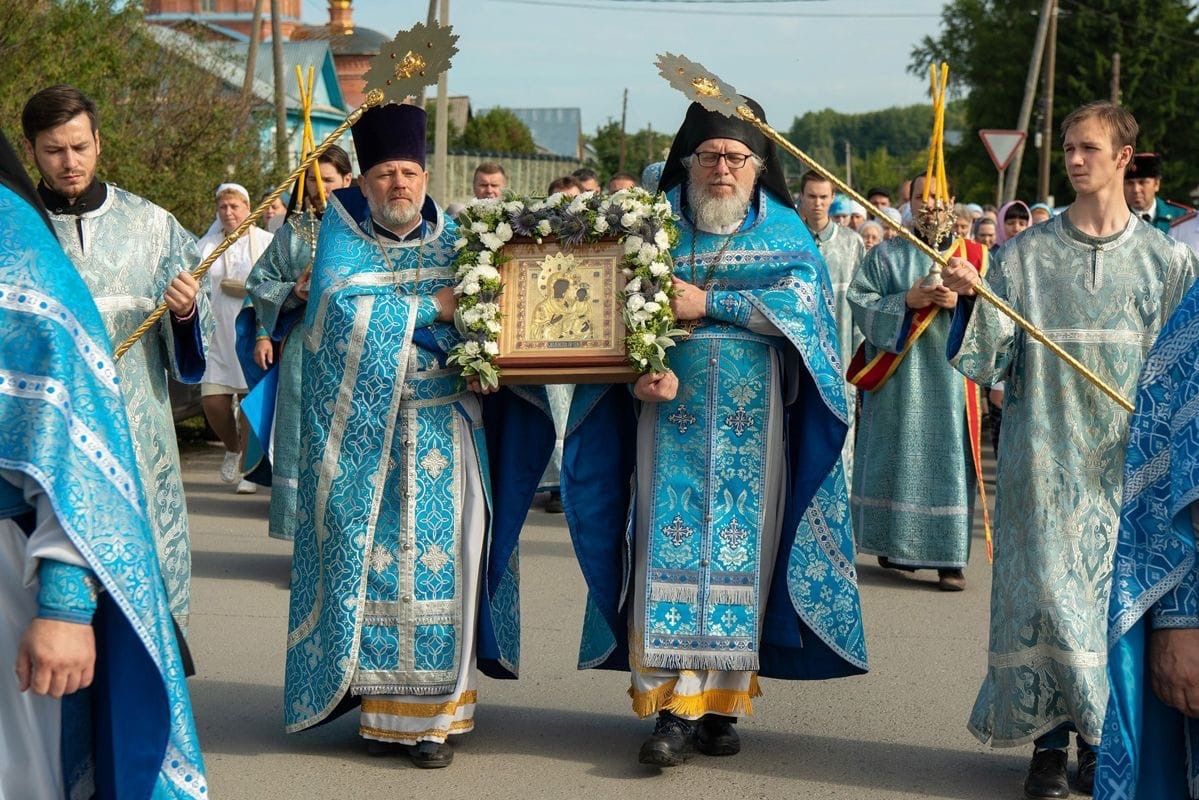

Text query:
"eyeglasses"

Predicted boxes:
[[692, 151, 753, 169]]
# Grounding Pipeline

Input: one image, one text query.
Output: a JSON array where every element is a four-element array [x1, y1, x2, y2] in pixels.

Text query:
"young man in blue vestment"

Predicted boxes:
[[557, 100, 868, 768], [944, 101, 1199, 799], [284, 103, 527, 769], [0, 131, 206, 799], [1096, 279, 1199, 799]]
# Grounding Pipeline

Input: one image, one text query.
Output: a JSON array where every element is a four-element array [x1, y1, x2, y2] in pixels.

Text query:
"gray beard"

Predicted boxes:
[[370, 194, 424, 233], [688, 182, 751, 232]]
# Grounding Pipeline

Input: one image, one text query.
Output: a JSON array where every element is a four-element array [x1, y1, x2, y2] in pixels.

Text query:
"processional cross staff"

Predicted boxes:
[[113, 21, 459, 360], [654, 54, 1134, 413]]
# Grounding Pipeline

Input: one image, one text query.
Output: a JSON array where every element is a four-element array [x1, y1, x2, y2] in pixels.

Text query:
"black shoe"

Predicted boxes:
[[878, 556, 916, 572], [1075, 748, 1096, 794], [544, 492, 564, 514], [937, 569, 966, 591], [406, 740, 454, 769], [638, 712, 695, 767], [1024, 748, 1070, 799], [694, 714, 740, 756]]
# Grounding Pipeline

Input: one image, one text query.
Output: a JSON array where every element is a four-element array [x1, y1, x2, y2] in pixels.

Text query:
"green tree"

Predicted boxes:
[[912, 0, 1199, 205], [459, 108, 536, 154], [783, 103, 957, 198], [0, 0, 272, 233], [588, 120, 673, 182]]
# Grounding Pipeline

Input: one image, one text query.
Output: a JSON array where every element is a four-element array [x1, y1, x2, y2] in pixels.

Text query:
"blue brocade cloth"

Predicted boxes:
[[1098, 277, 1199, 799], [562, 186, 868, 681], [0, 183, 206, 798]]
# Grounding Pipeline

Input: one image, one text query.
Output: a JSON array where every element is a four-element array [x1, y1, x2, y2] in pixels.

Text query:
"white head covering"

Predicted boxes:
[[204, 183, 253, 238]]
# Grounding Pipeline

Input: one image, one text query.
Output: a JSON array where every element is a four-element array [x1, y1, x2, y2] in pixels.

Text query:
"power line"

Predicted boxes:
[[488, 0, 939, 16]]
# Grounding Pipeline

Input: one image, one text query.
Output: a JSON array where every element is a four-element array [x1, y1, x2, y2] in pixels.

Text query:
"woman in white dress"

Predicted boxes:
[[198, 183, 274, 492]]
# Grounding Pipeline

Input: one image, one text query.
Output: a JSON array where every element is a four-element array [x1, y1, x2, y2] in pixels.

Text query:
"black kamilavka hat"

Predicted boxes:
[[352, 103, 427, 173]]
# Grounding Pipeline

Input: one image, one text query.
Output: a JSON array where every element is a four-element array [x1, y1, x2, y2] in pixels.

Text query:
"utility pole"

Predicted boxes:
[[1005, 0, 1054, 202], [242, 0, 264, 105], [844, 140, 852, 188], [618, 88, 628, 173], [647, 122, 653, 163], [417, 0, 436, 110], [1037, 0, 1058, 204], [270, 0, 288, 169], [1111, 52, 1122, 105], [432, 0, 450, 205]]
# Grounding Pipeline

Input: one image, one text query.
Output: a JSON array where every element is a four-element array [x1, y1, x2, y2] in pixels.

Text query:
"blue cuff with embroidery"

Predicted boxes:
[[706, 290, 752, 327], [415, 295, 443, 328], [37, 559, 99, 625], [1151, 563, 1199, 630]]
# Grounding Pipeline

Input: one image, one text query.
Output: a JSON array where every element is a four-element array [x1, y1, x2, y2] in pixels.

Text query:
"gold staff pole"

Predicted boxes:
[[656, 54, 1134, 413], [114, 21, 460, 361]]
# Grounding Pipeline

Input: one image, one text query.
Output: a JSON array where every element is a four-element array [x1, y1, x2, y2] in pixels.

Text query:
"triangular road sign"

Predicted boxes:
[[979, 129, 1026, 171]]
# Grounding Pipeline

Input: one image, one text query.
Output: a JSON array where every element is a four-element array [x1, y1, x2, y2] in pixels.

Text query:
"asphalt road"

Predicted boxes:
[[181, 444, 1028, 800]]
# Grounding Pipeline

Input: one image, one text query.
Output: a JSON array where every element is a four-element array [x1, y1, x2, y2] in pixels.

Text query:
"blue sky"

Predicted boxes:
[[327, 0, 949, 135]]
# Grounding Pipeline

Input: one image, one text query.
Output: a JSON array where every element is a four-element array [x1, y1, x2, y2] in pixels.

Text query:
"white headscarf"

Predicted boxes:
[[202, 183, 253, 239]]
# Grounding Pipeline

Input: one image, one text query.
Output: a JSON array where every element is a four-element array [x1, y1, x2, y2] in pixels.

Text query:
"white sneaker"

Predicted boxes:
[[219, 451, 241, 483], [235, 479, 258, 494]]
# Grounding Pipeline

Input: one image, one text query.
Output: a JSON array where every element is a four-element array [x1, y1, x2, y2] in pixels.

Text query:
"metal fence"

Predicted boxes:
[[431, 150, 586, 206]]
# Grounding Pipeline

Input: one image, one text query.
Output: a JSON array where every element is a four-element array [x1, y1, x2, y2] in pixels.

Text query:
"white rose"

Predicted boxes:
[[537, 219, 552, 236], [632, 309, 652, 324], [624, 235, 644, 255], [594, 217, 610, 234], [495, 221, 514, 242], [486, 319, 502, 334], [505, 201, 523, 214], [568, 196, 586, 214], [453, 237, 468, 251], [620, 212, 638, 229], [476, 265, 500, 282], [641, 332, 657, 345], [654, 291, 669, 304], [476, 250, 492, 266], [480, 232, 503, 251], [649, 261, 669, 277], [622, 268, 634, 278], [529, 200, 545, 213], [654, 229, 670, 249], [462, 281, 481, 296], [627, 294, 646, 311], [463, 341, 481, 356], [638, 243, 658, 264], [643, 301, 661, 313], [471, 222, 488, 234], [626, 277, 643, 294], [483, 341, 500, 356]]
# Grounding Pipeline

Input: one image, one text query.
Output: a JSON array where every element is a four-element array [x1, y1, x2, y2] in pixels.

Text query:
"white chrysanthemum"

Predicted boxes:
[[495, 221, 514, 242], [649, 261, 669, 277], [638, 243, 658, 264], [537, 219, 552, 236], [486, 319, 501, 334], [462, 281, 481, 296]]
